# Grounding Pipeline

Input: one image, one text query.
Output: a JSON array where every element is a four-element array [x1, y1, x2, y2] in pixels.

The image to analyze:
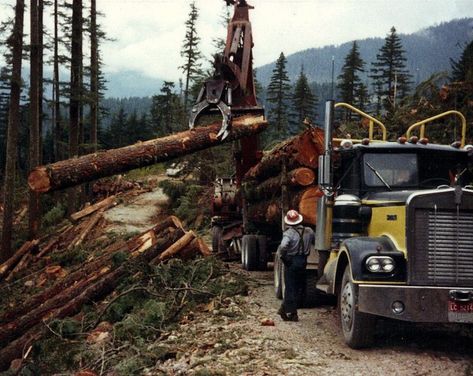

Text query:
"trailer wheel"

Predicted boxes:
[[339, 265, 376, 348], [242, 235, 258, 271], [256, 235, 268, 270], [274, 253, 283, 299], [211, 226, 226, 255]]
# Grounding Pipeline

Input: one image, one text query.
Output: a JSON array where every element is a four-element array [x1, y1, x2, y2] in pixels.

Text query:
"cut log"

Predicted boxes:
[[70, 195, 117, 222], [0, 240, 39, 280], [0, 326, 43, 372], [28, 115, 268, 193], [154, 231, 196, 263], [245, 127, 324, 181], [69, 210, 104, 249], [246, 186, 323, 226], [244, 167, 315, 201], [4, 253, 32, 282]]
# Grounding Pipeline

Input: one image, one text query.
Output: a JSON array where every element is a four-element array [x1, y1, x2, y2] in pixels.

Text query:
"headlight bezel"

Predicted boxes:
[[365, 255, 396, 273]]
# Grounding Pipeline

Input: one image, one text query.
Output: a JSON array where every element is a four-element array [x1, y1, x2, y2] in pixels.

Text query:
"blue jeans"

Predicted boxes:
[[282, 255, 307, 314]]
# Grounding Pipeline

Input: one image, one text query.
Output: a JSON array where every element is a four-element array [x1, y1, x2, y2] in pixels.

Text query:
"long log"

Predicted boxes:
[[244, 167, 315, 201], [70, 195, 117, 221], [245, 127, 324, 181], [246, 186, 322, 226], [28, 115, 268, 193], [0, 240, 39, 280]]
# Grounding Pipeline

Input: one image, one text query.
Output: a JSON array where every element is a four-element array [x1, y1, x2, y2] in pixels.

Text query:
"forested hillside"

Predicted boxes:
[[257, 18, 473, 86]]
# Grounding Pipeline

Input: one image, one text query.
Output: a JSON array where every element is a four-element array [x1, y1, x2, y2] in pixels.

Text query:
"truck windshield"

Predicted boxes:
[[363, 153, 418, 188]]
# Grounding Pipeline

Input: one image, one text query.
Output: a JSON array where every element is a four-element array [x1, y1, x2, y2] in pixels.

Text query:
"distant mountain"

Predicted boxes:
[[104, 70, 164, 98], [256, 18, 473, 87]]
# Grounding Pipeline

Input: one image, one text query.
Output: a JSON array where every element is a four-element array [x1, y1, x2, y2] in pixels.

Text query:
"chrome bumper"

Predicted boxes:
[[358, 285, 473, 322]]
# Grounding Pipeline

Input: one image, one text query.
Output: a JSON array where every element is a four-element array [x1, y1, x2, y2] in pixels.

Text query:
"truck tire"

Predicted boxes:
[[242, 235, 258, 271], [339, 265, 376, 348], [256, 235, 268, 270], [301, 269, 322, 308], [274, 253, 283, 299]]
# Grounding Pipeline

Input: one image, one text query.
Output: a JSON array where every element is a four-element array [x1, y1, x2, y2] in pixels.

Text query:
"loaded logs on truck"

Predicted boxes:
[[28, 115, 268, 193], [242, 127, 325, 227]]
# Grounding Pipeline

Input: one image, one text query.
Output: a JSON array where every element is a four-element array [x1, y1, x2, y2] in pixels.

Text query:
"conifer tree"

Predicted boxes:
[[151, 81, 182, 136], [180, 1, 202, 111], [337, 41, 366, 119], [451, 40, 473, 82], [370, 27, 411, 116], [1, 0, 24, 260], [266, 52, 291, 141], [290, 66, 317, 133]]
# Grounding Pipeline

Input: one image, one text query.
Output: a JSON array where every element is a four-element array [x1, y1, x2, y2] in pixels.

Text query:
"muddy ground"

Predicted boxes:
[[153, 267, 473, 376]]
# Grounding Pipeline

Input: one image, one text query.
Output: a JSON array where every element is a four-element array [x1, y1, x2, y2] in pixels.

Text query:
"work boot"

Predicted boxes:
[[286, 313, 299, 322], [277, 306, 288, 321]]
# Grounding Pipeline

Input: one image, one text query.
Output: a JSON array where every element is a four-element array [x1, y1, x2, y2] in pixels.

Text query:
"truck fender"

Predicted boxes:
[[330, 237, 399, 295]]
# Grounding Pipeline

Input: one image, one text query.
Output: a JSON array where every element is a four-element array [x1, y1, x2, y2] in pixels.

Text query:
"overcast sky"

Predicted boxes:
[[1, 0, 473, 82]]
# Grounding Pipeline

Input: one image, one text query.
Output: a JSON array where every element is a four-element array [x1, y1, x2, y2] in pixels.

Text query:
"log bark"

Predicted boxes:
[[154, 231, 196, 263], [244, 167, 315, 201], [70, 195, 117, 221], [28, 115, 268, 193], [69, 210, 103, 249], [244, 127, 324, 181], [0, 240, 39, 280], [246, 186, 323, 226]]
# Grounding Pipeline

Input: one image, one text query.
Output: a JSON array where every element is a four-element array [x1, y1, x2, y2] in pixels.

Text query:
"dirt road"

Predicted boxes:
[[155, 267, 473, 376]]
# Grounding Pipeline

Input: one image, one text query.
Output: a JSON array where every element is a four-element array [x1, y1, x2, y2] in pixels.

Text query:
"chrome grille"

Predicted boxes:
[[412, 207, 473, 285]]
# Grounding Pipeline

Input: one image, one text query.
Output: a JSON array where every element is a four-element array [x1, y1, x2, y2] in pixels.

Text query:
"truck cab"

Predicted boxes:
[[316, 102, 473, 348]]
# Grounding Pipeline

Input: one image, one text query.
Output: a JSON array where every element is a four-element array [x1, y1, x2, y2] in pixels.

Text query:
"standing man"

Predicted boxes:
[[277, 209, 315, 322]]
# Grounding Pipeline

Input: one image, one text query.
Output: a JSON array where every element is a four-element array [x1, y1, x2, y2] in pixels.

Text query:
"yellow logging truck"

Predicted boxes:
[[315, 100, 473, 348]]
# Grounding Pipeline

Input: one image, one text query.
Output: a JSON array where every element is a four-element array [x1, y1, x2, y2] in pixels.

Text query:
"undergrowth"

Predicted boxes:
[[15, 257, 248, 375]]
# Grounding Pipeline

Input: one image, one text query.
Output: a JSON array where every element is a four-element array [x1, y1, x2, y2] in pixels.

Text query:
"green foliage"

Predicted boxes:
[[150, 81, 185, 136], [370, 26, 412, 122], [337, 41, 368, 116], [266, 52, 292, 144], [290, 66, 318, 133], [158, 179, 187, 202], [451, 39, 473, 82], [42, 203, 66, 228], [49, 318, 82, 339], [51, 246, 87, 267]]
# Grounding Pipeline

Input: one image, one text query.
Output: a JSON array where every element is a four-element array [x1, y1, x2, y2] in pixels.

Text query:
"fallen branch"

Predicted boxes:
[[0, 240, 39, 281], [70, 195, 117, 222]]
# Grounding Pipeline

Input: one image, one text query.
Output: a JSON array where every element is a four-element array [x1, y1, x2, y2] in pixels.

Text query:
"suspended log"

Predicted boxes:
[[28, 115, 268, 193], [0, 240, 39, 281], [245, 127, 324, 181]]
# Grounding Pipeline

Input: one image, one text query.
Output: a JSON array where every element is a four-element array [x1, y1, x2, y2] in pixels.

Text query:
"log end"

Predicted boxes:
[[28, 168, 51, 193]]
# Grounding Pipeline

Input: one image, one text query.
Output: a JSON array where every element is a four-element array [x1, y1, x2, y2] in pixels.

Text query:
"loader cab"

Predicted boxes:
[[336, 143, 473, 198]]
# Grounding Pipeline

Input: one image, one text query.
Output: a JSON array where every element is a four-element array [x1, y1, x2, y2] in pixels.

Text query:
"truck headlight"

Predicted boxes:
[[366, 256, 395, 273]]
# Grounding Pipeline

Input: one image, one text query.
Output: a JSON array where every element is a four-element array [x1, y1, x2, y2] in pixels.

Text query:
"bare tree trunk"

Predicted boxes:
[[90, 0, 98, 152], [28, 0, 41, 238], [52, 0, 61, 161], [1, 0, 25, 261], [68, 0, 83, 213]]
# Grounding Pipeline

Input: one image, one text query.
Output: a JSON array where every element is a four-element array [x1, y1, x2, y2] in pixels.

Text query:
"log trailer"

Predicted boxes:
[[195, 0, 473, 349]]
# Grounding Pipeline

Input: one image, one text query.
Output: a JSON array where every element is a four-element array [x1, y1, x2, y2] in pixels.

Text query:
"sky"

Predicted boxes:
[[1, 0, 473, 82]]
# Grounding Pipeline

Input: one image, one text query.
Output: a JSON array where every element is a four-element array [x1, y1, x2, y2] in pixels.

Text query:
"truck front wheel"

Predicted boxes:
[[339, 265, 376, 348]]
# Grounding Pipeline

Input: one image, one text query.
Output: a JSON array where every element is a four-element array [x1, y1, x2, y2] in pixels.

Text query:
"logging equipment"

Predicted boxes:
[[189, 0, 264, 139]]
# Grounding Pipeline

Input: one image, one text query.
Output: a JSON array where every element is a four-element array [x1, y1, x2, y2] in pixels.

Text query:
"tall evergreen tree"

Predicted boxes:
[[180, 1, 202, 111], [290, 66, 317, 133], [451, 39, 473, 82], [67, 0, 83, 213], [28, 0, 43, 238], [337, 41, 367, 119], [150, 81, 182, 136], [1, 0, 25, 261], [266, 52, 291, 141], [370, 27, 411, 116]]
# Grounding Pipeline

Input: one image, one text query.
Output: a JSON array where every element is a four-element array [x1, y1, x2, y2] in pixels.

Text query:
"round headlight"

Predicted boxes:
[[366, 256, 395, 273], [381, 257, 395, 272]]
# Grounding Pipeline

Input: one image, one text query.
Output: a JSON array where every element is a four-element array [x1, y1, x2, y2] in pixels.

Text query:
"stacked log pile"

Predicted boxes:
[[0, 192, 210, 371], [242, 127, 325, 226]]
